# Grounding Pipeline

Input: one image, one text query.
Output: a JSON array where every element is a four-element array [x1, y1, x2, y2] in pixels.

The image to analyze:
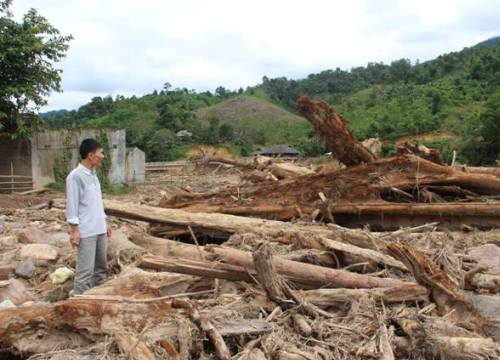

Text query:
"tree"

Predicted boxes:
[[0, 0, 72, 137], [387, 59, 412, 83], [202, 116, 220, 145], [145, 128, 176, 161], [157, 93, 193, 131], [461, 89, 500, 165], [475, 90, 500, 163], [219, 123, 234, 142]]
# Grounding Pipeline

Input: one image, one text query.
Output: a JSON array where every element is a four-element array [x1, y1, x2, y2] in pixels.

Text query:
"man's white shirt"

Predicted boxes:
[[66, 163, 107, 238]]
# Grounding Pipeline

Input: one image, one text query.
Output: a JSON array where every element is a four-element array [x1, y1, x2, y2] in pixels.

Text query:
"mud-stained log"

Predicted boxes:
[[129, 231, 405, 271], [104, 199, 388, 251], [296, 96, 376, 165], [299, 285, 429, 306], [157, 155, 500, 226], [139, 253, 412, 289], [0, 298, 173, 350]]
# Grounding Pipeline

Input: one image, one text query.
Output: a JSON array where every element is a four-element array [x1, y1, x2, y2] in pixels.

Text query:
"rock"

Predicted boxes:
[[0, 235, 17, 247], [0, 266, 13, 280], [50, 231, 70, 246], [18, 226, 47, 244], [7, 222, 24, 231], [43, 281, 73, 302], [20, 244, 58, 261], [0, 278, 33, 305], [466, 244, 500, 274], [0, 299, 15, 309], [44, 223, 63, 232], [15, 259, 35, 279]]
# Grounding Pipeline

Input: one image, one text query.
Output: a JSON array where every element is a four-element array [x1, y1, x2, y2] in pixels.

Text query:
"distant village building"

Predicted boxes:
[[0, 127, 144, 192], [176, 129, 192, 141], [252, 144, 300, 157]]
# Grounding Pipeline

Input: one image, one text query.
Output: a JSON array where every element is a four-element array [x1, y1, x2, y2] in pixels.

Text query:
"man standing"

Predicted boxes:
[[66, 138, 112, 295]]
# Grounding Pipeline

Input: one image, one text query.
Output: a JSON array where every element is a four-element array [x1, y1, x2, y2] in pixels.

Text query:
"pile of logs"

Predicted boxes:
[[4, 198, 498, 359], [160, 97, 500, 230]]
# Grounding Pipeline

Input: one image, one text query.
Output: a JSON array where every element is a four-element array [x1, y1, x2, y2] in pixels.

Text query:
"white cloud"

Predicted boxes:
[[11, 0, 500, 110]]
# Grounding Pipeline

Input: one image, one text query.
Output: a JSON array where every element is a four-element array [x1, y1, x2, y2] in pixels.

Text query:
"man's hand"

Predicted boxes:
[[70, 226, 80, 249], [107, 224, 112, 238]]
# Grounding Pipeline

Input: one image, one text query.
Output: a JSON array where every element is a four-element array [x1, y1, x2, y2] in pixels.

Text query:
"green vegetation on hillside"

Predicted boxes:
[[42, 37, 500, 165], [257, 38, 500, 164]]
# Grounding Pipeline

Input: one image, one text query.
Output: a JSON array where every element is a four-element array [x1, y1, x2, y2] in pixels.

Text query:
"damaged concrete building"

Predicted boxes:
[[0, 128, 145, 192]]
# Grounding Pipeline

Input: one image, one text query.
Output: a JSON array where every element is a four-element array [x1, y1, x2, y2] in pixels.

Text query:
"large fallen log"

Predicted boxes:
[[105, 199, 389, 251], [84, 266, 206, 298], [0, 298, 173, 350], [296, 96, 376, 165], [456, 166, 500, 178], [299, 286, 428, 306], [139, 253, 413, 289], [322, 202, 500, 217], [269, 162, 315, 179], [109, 201, 411, 273], [157, 155, 500, 227], [130, 231, 405, 271]]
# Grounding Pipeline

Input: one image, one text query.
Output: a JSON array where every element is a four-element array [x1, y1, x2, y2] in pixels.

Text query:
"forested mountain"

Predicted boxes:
[[43, 38, 500, 164]]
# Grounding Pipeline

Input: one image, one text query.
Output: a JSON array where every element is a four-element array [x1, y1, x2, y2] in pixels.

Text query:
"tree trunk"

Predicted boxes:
[[299, 285, 428, 306], [139, 252, 415, 289], [296, 96, 376, 165], [0, 298, 174, 350], [104, 199, 389, 252]]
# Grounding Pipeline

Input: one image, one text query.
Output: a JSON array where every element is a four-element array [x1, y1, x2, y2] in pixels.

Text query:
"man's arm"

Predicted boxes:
[[66, 175, 80, 248]]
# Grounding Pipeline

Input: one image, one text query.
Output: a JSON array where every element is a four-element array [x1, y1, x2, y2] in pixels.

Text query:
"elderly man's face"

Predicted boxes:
[[88, 148, 105, 167]]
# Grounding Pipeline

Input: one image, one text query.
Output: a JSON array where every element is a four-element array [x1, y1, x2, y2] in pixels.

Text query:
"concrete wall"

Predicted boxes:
[[31, 128, 126, 188], [0, 137, 31, 176], [0, 137, 32, 192], [125, 147, 145, 183], [107, 130, 126, 185]]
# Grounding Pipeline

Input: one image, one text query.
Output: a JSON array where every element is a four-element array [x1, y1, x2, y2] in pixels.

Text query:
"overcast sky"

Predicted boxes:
[[12, 0, 500, 111]]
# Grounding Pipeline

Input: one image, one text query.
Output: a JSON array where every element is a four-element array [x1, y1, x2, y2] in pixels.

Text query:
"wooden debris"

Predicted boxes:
[[387, 242, 500, 340], [296, 96, 376, 165], [397, 142, 444, 164], [171, 298, 231, 360], [156, 155, 500, 228], [0, 266, 13, 280], [104, 199, 393, 255], [115, 331, 155, 360], [299, 285, 428, 306], [139, 250, 410, 289]]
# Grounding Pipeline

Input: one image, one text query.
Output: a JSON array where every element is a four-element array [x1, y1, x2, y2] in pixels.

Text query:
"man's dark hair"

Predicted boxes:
[[79, 138, 103, 159]]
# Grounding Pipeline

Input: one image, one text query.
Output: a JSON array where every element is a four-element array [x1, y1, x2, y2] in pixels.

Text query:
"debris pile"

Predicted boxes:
[[0, 97, 499, 359]]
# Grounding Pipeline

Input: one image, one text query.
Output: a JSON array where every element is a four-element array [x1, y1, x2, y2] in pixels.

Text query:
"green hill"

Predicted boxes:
[[194, 95, 312, 147], [195, 95, 304, 124]]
